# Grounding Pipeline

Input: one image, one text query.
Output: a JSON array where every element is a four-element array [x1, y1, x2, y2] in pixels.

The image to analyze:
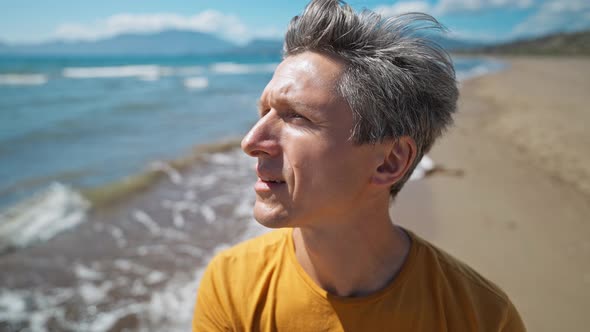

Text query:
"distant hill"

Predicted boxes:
[[0, 29, 488, 57], [0, 30, 235, 56], [229, 39, 284, 56], [225, 35, 482, 55], [459, 30, 590, 56], [432, 35, 487, 51]]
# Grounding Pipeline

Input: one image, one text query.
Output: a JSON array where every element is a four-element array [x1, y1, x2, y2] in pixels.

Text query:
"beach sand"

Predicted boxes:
[[394, 57, 590, 332]]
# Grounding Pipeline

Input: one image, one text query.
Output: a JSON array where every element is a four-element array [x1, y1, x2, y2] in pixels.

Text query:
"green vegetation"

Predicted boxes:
[[459, 30, 590, 56]]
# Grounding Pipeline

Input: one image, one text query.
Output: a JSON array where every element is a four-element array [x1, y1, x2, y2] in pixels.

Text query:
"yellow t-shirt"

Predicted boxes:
[[193, 228, 525, 331]]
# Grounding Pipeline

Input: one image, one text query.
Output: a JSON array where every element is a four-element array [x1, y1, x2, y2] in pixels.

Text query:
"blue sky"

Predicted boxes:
[[1, 0, 589, 44]]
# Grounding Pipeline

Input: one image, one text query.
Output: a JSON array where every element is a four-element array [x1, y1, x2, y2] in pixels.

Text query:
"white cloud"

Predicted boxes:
[[375, 0, 535, 17], [54, 11, 277, 44], [374, 1, 433, 17], [513, 0, 590, 37], [435, 0, 534, 14]]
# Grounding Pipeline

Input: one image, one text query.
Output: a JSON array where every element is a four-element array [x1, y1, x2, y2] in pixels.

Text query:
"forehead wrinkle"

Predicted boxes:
[[267, 78, 296, 109], [260, 53, 346, 114]]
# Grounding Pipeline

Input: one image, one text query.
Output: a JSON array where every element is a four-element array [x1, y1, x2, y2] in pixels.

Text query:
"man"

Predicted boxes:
[[193, 0, 525, 331]]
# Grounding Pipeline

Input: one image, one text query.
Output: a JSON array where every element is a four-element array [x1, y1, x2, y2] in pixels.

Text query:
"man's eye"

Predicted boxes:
[[286, 111, 307, 121]]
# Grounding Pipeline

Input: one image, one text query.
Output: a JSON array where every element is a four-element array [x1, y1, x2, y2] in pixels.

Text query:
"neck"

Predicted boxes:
[[292, 205, 411, 298]]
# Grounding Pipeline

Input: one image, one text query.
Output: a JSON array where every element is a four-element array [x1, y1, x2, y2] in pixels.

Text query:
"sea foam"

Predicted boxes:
[[0, 74, 48, 86], [62, 65, 206, 81], [210, 62, 278, 75], [0, 183, 90, 254], [456, 61, 505, 81], [183, 76, 209, 90], [63, 65, 162, 80]]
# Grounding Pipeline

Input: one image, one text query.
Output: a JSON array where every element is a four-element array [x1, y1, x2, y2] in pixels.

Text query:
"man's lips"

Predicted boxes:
[[254, 177, 286, 192]]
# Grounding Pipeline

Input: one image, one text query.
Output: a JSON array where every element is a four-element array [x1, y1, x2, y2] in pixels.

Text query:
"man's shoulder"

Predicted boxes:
[[409, 231, 513, 310], [403, 231, 525, 330]]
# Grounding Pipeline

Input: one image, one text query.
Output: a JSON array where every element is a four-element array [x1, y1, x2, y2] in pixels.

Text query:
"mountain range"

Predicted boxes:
[[460, 29, 590, 56], [0, 30, 237, 56], [0, 30, 485, 57]]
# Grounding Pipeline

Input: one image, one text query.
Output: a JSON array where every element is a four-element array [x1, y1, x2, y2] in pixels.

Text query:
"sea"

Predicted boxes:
[[0, 54, 504, 331]]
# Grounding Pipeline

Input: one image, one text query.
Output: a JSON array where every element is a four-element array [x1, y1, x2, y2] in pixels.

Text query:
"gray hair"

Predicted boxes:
[[284, 0, 459, 197]]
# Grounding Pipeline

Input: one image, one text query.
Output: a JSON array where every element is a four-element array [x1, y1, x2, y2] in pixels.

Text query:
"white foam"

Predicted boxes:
[[210, 62, 278, 75], [0, 290, 27, 319], [136, 244, 168, 256], [233, 195, 254, 219], [132, 209, 161, 235], [410, 155, 435, 181], [108, 225, 127, 247], [142, 219, 268, 331], [209, 152, 236, 165], [145, 271, 167, 285], [63, 65, 162, 80], [0, 73, 48, 86], [0, 288, 73, 330], [81, 303, 144, 332], [205, 194, 233, 207], [78, 281, 113, 304], [74, 263, 103, 281], [61, 65, 206, 82], [131, 280, 148, 296], [456, 61, 504, 81], [172, 210, 185, 228], [200, 205, 216, 224], [114, 259, 150, 275], [184, 76, 209, 90], [175, 244, 204, 257], [150, 161, 183, 185], [188, 174, 219, 188], [184, 190, 197, 201], [161, 227, 189, 241], [0, 183, 90, 253]]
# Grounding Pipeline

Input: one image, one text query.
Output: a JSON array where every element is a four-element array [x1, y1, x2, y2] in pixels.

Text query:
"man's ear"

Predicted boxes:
[[372, 136, 417, 186]]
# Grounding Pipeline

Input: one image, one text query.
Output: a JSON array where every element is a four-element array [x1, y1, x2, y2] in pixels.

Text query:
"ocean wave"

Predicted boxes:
[[0, 73, 48, 86], [0, 182, 90, 254], [210, 62, 279, 75], [183, 76, 209, 90], [61, 65, 205, 81], [63, 65, 162, 80], [457, 61, 505, 81]]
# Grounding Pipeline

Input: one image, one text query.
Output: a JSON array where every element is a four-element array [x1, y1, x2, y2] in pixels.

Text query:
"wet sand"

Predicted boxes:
[[394, 57, 590, 332]]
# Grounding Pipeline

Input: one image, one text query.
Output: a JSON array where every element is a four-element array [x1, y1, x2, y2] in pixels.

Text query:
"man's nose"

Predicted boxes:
[[241, 112, 280, 157]]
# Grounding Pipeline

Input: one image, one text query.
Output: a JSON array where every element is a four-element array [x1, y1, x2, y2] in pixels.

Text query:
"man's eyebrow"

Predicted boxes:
[[257, 97, 315, 115]]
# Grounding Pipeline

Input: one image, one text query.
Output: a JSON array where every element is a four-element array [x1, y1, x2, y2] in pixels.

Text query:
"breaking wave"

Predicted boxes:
[[183, 76, 209, 90], [0, 183, 90, 254], [0, 74, 48, 86], [62, 65, 205, 81], [210, 62, 279, 75]]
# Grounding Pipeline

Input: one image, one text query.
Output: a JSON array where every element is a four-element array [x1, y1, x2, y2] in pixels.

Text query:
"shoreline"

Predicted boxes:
[[395, 56, 590, 332]]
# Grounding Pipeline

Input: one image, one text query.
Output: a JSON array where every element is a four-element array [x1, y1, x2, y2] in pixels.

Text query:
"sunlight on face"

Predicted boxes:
[[241, 52, 381, 229]]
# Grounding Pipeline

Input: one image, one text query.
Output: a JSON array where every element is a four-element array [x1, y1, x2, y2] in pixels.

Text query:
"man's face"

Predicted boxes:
[[241, 52, 382, 229]]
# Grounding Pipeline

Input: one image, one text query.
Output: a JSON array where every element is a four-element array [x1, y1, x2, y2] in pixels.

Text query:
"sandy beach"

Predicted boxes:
[[394, 56, 590, 332]]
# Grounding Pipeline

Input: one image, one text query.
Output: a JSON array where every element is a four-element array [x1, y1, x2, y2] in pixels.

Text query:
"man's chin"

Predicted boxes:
[[253, 203, 294, 229]]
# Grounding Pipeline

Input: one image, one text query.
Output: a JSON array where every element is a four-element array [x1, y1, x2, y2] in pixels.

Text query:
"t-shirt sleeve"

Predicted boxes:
[[500, 301, 527, 332], [192, 255, 232, 332]]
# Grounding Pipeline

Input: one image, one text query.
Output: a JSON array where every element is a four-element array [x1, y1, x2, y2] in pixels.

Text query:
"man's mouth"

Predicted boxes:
[[255, 177, 286, 192], [261, 179, 286, 184]]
